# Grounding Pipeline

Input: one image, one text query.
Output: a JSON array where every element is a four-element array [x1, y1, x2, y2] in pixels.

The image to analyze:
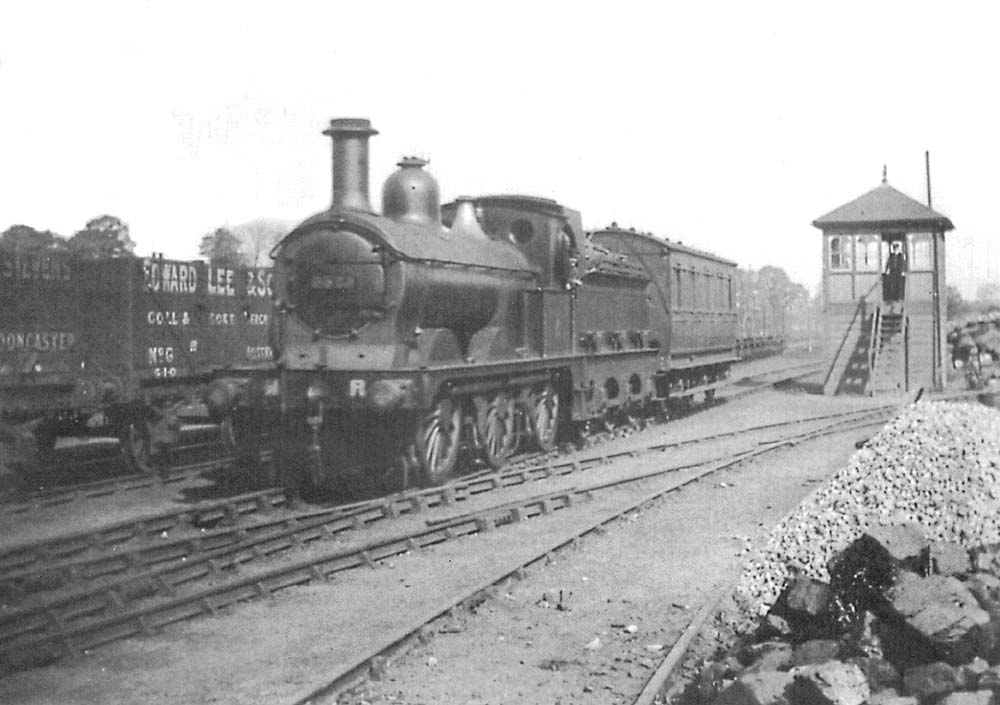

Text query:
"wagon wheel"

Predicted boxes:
[[625, 404, 646, 431], [596, 409, 617, 434], [119, 420, 154, 474], [475, 392, 517, 469], [415, 397, 462, 485], [529, 382, 560, 453]]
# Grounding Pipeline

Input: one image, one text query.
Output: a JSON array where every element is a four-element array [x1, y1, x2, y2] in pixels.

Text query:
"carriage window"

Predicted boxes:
[[829, 236, 851, 270], [855, 235, 880, 271], [909, 234, 933, 270]]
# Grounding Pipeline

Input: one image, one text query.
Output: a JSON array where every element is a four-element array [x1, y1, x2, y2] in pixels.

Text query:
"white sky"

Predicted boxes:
[[1, 1, 998, 298]]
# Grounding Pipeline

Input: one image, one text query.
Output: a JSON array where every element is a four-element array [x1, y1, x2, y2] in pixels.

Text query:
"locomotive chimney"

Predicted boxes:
[[323, 118, 378, 213]]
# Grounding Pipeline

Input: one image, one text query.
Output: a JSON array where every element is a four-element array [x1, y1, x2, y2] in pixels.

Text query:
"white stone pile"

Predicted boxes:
[[735, 401, 1000, 621]]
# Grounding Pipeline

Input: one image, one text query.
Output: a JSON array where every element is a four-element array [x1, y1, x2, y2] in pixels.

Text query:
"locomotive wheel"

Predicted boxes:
[[220, 412, 274, 490], [119, 420, 154, 474], [529, 382, 560, 453], [415, 397, 462, 485], [220, 411, 264, 463], [32, 425, 58, 460], [475, 392, 517, 469]]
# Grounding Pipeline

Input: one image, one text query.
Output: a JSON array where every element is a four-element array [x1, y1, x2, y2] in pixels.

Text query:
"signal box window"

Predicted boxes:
[[855, 235, 880, 272], [908, 234, 933, 271], [829, 236, 851, 270]]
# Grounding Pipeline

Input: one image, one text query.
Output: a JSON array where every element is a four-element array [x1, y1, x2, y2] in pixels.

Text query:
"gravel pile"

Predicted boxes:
[[734, 401, 1000, 623]]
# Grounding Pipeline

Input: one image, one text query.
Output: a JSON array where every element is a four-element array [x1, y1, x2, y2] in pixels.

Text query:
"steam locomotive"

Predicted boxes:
[[214, 118, 746, 494]]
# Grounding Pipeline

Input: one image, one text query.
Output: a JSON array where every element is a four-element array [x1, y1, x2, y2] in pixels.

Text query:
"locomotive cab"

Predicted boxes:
[[443, 195, 582, 292]]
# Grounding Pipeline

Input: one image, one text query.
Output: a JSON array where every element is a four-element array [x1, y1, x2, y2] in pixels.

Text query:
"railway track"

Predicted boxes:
[[0, 396, 877, 591], [0, 357, 824, 516], [291, 404, 898, 705], [0, 401, 893, 675], [1, 456, 231, 517]]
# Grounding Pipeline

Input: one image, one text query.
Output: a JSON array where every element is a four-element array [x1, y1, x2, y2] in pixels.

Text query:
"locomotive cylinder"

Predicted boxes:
[[323, 118, 378, 213]]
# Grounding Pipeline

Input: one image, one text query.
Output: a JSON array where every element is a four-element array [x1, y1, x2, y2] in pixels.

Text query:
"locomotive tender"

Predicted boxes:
[[0, 254, 273, 483], [222, 118, 741, 493]]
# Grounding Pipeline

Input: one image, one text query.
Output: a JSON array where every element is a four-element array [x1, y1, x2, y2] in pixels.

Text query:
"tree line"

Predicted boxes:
[[0, 216, 136, 259], [0, 218, 289, 267]]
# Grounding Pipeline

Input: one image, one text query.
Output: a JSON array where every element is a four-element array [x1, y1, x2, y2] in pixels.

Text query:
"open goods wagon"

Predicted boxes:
[[0, 252, 273, 484]]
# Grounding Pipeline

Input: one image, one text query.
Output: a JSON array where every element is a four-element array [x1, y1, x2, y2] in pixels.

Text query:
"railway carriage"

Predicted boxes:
[[0, 253, 273, 484], [735, 269, 789, 359]]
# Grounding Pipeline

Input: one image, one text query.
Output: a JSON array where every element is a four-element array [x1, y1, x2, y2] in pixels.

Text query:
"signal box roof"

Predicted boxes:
[[812, 180, 954, 233]]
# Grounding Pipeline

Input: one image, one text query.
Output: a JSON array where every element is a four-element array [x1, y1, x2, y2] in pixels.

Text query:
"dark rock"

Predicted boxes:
[[965, 575, 1000, 663], [786, 579, 834, 618], [787, 661, 869, 705], [790, 640, 842, 667], [848, 611, 884, 659], [757, 614, 793, 641], [889, 573, 990, 664], [770, 578, 836, 638], [696, 657, 745, 702], [740, 641, 793, 672], [938, 691, 995, 705], [844, 656, 901, 692], [867, 690, 918, 705], [902, 661, 965, 699], [978, 665, 1000, 690], [927, 542, 972, 576], [971, 546, 1000, 575], [828, 525, 927, 619], [962, 657, 991, 685], [713, 670, 794, 705], [967, 574, 1000, 610]]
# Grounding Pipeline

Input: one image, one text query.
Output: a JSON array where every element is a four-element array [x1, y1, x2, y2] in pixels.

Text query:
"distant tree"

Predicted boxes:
[[231, 218, 292, 265], [977, 282, 1000, 304], [757, 265, 792, 290], [946, 285, 970, 320], [199, 227, 245, 267], [0, 224, 66, 253], [68, 215, 136, 259]]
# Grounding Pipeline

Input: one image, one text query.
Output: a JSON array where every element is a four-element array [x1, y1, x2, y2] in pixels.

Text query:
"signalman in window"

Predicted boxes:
[[883, 239, 906, 301]]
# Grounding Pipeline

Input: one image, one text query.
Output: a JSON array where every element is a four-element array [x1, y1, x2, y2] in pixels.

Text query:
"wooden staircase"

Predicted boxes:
[[867, 309, 907, 395], [823, 295, 872, 395]]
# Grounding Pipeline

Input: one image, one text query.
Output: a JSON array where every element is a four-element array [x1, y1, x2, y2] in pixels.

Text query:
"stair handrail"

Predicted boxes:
[[821, 281, 882, 395], [865, 303, 883, 395], [902, 312, 908, 391]]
